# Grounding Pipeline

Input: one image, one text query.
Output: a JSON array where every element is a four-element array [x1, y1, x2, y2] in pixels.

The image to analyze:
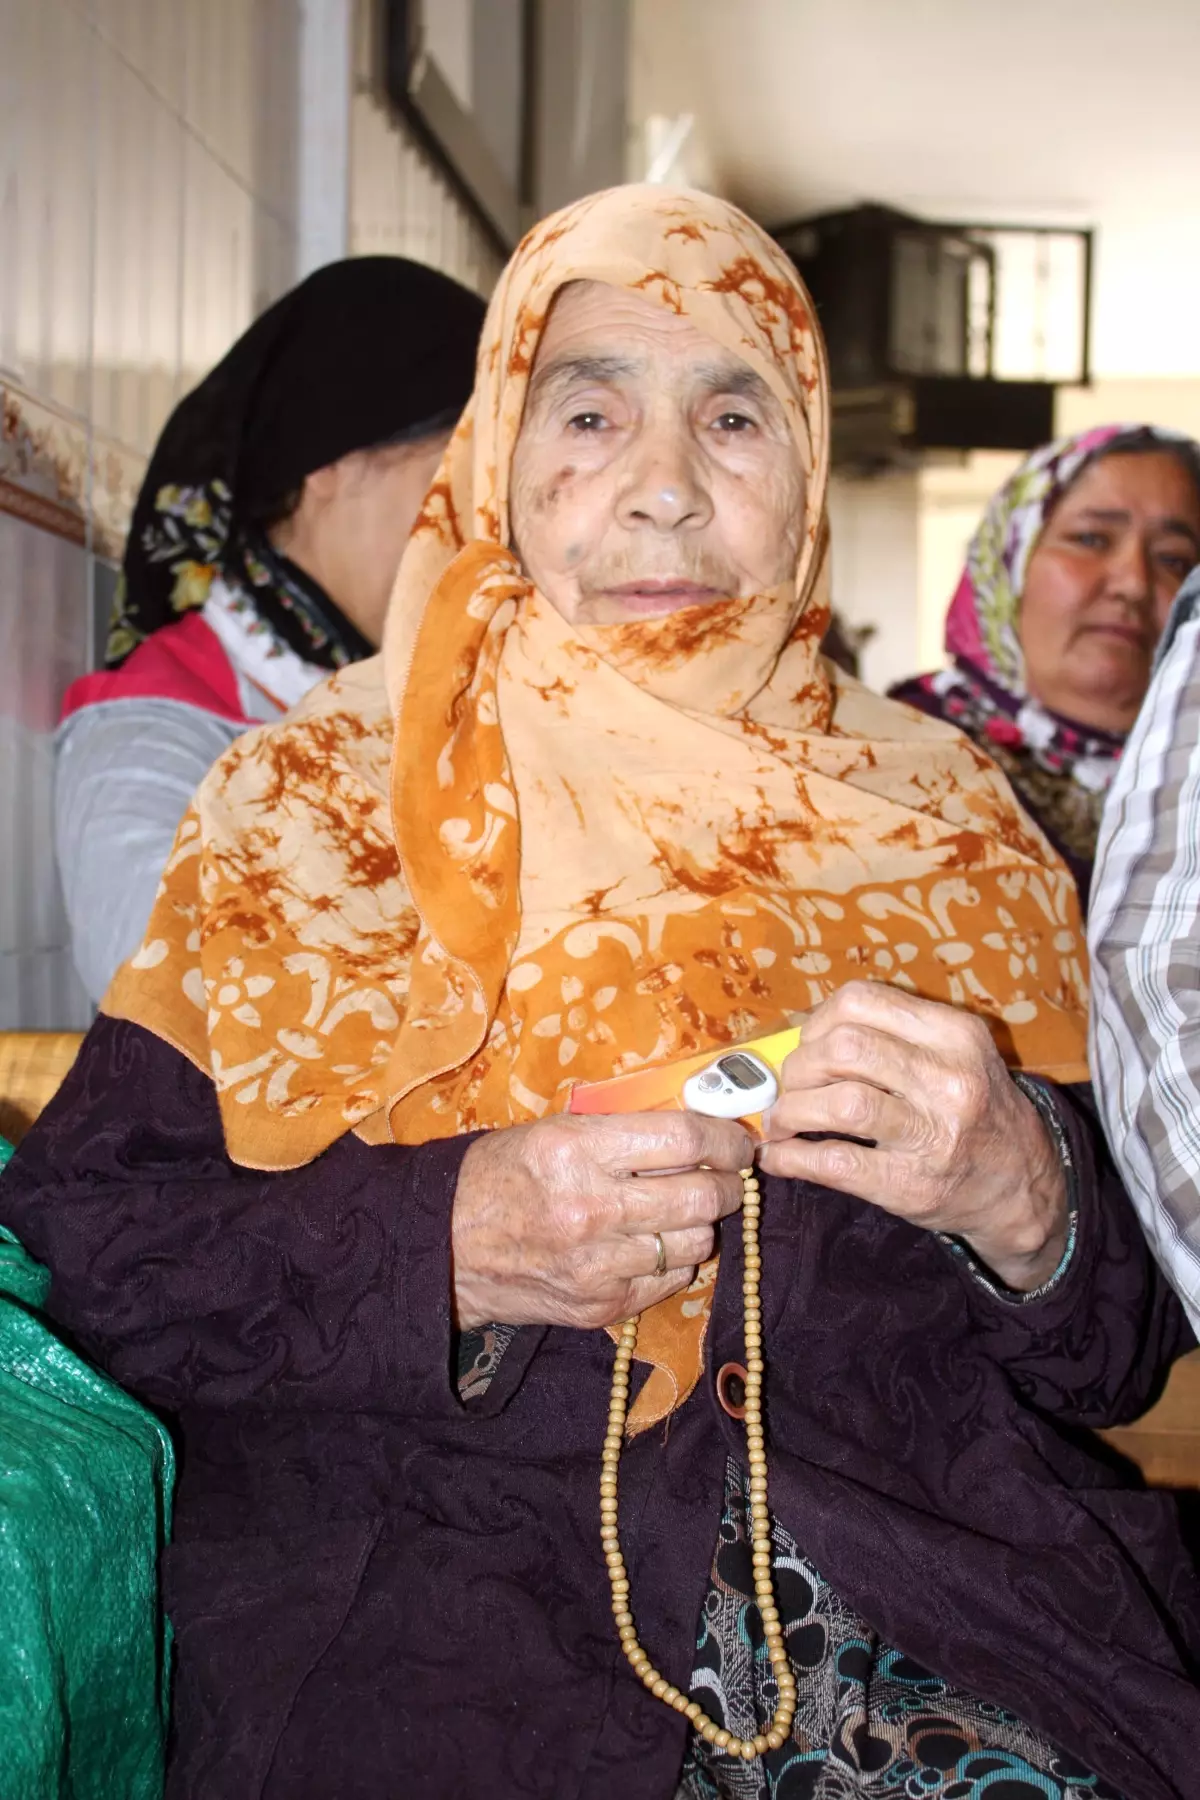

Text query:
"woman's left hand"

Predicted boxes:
[[758, 981, 1068, 1292]]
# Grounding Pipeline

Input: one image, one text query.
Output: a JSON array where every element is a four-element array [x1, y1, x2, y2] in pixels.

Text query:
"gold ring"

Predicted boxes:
[[653, 1231, 667, 1277]]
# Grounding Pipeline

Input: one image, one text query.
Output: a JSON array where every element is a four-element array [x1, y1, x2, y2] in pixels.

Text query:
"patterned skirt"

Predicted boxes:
[[677, 1460, 1125, 1800]]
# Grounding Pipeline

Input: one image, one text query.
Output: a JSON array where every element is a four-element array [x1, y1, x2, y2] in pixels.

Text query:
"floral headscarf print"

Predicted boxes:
[[107, 187, 1092, 1432]]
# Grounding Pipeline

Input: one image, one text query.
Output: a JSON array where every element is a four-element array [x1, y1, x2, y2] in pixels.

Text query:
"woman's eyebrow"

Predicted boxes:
[[527, 353, 640, 405], [1075, 505, 1200, 549], [694, 361, 775, 406]]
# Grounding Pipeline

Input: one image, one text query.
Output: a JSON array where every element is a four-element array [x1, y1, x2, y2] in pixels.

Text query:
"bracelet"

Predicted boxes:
[[939, 1072, 1078, 1305]]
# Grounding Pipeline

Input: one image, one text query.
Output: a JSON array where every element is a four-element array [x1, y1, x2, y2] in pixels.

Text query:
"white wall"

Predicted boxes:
[[0, 0, 305, 560], [0, 0, 308, 1027], [1057, 378, 1200, 442], [0, 0, 500, 1028], [827, 471, 920, 694]]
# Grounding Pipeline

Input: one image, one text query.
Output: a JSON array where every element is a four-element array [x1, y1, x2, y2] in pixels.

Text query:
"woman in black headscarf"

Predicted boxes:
[[56, 256, 485, 1003]]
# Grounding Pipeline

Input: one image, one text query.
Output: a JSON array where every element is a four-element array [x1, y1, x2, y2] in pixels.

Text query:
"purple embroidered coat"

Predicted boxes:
[[3, 1017, 1199, 1799]]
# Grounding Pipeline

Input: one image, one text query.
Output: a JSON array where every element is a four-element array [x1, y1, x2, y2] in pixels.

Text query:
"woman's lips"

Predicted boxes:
[[1080, 621, 1150, 648], [602, 581, 725, 616]]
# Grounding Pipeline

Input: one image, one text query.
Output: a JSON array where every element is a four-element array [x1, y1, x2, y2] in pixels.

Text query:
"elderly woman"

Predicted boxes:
[[890, 427, 1200, 911], [4, 190, 1198, 1800], [56, 255, 485, 1002]]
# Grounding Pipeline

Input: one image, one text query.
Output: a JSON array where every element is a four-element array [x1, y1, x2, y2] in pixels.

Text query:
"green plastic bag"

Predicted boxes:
[[0, 1137, 175, 1798]]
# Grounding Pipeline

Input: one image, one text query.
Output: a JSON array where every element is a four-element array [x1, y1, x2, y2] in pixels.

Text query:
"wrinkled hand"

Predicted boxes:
[[453, 1112, 755, 1330], [758, 981, 1068, 1292]]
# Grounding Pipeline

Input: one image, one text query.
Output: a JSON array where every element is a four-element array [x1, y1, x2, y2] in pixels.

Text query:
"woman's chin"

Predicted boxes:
[[1055, 682, 1142, 734]]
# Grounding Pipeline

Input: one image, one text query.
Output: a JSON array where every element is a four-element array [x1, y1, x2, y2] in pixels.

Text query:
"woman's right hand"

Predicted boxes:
[[451, 1112, 755, 1330]]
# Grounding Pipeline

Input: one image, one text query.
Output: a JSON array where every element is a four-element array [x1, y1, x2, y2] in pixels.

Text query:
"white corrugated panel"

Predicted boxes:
[[0, 511, 93, 1029], [0, 0, 306, 1027], [349, 87, 503, 297]]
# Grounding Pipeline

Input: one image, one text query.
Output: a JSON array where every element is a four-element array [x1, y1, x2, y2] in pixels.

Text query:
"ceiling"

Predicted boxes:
[[631, 0, 1200, 222], [630, 0, 1200, 376]]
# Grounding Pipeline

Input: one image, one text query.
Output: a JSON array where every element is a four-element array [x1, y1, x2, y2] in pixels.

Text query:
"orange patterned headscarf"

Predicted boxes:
[[107, 187, 1089, 1430]]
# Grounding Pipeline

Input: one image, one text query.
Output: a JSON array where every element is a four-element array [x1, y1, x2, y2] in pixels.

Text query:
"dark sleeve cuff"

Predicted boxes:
[[393, 1131, 546, 1420], [941, 1078, 1193, 1425]]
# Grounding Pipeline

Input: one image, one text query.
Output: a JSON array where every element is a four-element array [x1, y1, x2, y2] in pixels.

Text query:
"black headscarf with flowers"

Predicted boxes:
[[105, 256, 486, 670]]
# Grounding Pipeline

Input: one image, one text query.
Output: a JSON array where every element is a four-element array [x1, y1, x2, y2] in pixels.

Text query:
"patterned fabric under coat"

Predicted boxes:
[[105, 185, 1091, 1443], [888, 425, 1200, 905], [676, 1460, 1121, 1800]]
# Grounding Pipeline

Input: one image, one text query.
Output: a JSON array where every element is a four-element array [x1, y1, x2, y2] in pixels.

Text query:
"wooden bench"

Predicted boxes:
[[1101, 1353, 1200, 1491], [0, 1031, 1196, 1488], [0, 1031, 85, 1147]]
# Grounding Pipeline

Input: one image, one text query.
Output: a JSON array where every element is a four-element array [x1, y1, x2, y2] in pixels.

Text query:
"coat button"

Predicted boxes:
[[716, 1361, 748, 1420]]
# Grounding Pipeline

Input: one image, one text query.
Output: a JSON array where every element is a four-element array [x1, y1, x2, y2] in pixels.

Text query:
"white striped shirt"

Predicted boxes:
[[1089, 566, 1200, 1335]]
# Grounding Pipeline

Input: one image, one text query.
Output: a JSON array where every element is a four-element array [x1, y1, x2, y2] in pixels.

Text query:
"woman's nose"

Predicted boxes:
[[617, 429, 713, 532], [1107, 536, 1154, 606]]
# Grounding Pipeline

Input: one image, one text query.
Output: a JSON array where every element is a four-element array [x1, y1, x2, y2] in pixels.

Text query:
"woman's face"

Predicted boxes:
[[1018, 450, 1200, 733], [283, 433, 452, 647], [510, 281, 804, 627]]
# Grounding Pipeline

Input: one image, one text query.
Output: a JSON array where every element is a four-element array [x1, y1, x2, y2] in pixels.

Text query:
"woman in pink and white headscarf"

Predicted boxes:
[[890, 425, 1200, 909]]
